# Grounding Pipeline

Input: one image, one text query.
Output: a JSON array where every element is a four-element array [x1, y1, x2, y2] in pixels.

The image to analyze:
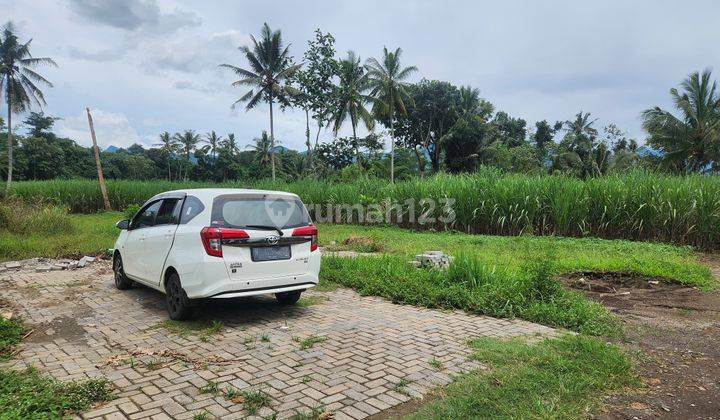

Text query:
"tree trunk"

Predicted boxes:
[[390, 109, 395, 183], [167, 155, 172, 181], [414, 146, 423, 176], [5, 97, 12, 193], [86, 108, 111, 211], [352, 122, 361, 170], [305, 108, 312, 170], [269, 97, 276, 181], [315, 122, 322, 147]]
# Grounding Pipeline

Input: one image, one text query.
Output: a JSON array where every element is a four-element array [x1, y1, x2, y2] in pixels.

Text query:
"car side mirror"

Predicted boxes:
[[116, 219, 130, 230]]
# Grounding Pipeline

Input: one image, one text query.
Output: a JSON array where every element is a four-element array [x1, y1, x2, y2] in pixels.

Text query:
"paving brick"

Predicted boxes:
[[1, 261, 556, 419]]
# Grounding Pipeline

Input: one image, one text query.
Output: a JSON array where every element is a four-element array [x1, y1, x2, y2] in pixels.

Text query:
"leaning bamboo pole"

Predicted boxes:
[[86, 107, 111, 210]]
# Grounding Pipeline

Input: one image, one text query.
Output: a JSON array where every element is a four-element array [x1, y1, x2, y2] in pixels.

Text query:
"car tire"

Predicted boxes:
[[113, 254, 133, 290], [275, 290, 302, 305], [165, 273, 193, 320]]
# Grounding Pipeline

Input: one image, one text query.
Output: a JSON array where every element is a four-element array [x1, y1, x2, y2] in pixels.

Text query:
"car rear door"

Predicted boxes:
[[211, 194, 315, 282], [140, 198, 182, 285]]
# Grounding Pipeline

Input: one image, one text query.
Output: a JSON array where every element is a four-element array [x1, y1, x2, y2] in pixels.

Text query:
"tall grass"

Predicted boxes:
[[8, 169, 720, 249], [0, 200, 73, 235]]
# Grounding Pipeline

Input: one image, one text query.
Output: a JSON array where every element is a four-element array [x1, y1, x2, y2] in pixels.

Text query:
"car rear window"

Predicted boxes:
[[211, 195, 311, 229]]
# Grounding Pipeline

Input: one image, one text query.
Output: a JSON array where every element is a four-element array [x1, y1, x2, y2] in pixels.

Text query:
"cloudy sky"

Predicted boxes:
[[2, 0, 719, 150]]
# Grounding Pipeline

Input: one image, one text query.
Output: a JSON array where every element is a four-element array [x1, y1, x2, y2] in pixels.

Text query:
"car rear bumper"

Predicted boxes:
[[208, 281, 316, 298], [184, 272, 319, 299]]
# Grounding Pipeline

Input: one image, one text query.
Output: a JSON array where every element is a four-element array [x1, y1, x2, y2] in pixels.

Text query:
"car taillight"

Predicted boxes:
[[200, 227, 248, 257], [292, 225, 318, 251]]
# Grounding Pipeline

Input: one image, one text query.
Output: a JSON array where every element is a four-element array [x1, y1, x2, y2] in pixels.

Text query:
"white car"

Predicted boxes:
[[112, 189, 321, 320]]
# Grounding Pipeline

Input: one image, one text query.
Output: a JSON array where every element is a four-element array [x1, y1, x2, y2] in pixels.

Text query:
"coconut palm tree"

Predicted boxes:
[[365, 47, 417, 182], [247, 130, 274, 167], [0, 21, 57, 192], [173, 130, 200, 180], [332, 51, 375, 167], [458, 86, 480, 116], [561, 111, 600, 177], [221, 133, 240, 155], [219, 23, 300, 181], [642, 69, 720, 172], [154, 131, 179, 180], [203, 130, 222, 158]]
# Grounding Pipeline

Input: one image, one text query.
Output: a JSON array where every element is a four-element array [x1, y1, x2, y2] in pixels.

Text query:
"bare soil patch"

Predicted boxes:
[[562, 267, 720, 419]]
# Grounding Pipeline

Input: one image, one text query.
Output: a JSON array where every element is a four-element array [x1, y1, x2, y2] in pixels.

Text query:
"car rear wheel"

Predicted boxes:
[[113, 254, 133, 290], [275, 290, 302, 305], [166, 273, 192, 320]]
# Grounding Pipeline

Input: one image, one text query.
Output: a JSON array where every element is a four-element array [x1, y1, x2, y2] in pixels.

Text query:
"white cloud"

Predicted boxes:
[[56, 109, 145, 148]]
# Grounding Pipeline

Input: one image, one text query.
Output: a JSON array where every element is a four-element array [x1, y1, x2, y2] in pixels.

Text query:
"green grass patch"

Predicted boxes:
[[410, 335, 638, 419], [0, 317, 23, 361], [319, 224, 715, 290], [298, 335, 326, 350], [152, 320, 223, 342], [297, 295, 329, 307], [0, 316, 114, 418], [0, 367, 114, 419], [321, 254, 619, 335], [0, 210, 121, 262]]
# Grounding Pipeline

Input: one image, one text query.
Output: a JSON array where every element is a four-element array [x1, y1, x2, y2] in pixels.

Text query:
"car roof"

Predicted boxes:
[[147, 188, 300, 203]]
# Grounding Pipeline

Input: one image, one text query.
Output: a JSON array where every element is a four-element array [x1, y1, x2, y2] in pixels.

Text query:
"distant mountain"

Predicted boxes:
[[636, 146, 662, 158], [270, 145, 291, 154], [104, 145, 119, 153]]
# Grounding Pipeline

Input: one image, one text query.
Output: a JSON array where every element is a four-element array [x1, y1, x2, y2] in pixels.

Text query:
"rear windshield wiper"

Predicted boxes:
[[243, 224, 284, 236]]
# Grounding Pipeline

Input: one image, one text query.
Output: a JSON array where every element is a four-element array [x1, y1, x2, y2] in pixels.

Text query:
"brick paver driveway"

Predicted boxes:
[[0, 261, 555, 419]]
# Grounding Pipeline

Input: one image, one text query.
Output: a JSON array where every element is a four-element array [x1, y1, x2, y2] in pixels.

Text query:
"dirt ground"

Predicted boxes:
[[563, 254, 720, 420]]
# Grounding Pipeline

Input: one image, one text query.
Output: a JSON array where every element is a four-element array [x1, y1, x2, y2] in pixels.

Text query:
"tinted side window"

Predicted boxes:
[[179, 196, 205, 224], [156, 199, 181, 225], [133, 201, 162, 229]]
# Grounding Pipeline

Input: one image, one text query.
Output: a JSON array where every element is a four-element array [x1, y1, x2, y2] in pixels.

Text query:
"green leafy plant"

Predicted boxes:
[[298, 335, 326, 350]]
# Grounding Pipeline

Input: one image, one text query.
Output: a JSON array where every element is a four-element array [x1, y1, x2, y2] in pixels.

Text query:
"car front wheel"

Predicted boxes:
[[275, 290, 302, 305], [165, 273, 192, 320], [113, 254, 133, 290]]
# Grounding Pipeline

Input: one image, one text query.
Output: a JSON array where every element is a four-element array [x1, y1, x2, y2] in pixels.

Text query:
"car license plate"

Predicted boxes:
[[251, 245, 291, 261]]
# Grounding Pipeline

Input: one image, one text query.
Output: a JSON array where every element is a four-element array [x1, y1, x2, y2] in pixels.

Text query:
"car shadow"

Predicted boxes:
[[123, 281, 317, 327]]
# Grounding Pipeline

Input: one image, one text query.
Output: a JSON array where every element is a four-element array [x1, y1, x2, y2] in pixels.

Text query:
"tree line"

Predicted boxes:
[[1, 21, 719, 189]]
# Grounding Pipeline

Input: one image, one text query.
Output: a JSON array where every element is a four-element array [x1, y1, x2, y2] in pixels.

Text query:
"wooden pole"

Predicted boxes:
[[86, 107, 111, 211]]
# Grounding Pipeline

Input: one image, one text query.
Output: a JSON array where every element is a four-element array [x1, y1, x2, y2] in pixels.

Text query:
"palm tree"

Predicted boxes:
[[365, 47, 417, 182], [219, 23, 300, 181], [0, 21, 56, 192], [203, 130, 222, 158], [564, 111, 598, 142], [642, 69, 720, 172], [221, 133, 240, 155], [332, 51, 375, 167], [458, 86, 480, 116], [562, 111, 599, 177], [153, 131, 179, 180], [247, 131, 274, 167], [173, 130, 200, 180]]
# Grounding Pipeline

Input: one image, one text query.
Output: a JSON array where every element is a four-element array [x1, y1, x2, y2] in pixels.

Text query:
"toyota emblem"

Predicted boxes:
[[265, 234, 280, 245]]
